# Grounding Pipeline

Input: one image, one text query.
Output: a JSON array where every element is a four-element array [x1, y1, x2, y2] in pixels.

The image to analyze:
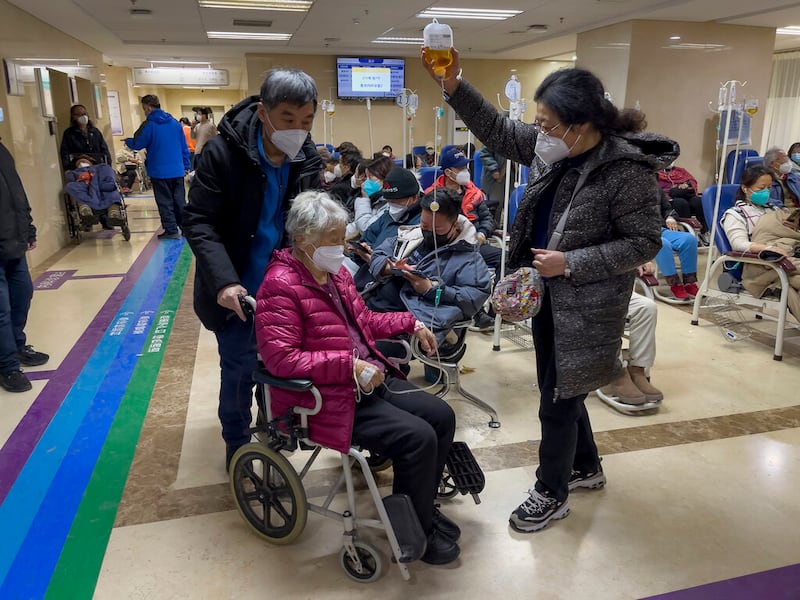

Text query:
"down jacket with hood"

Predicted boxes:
[[446, 80, 678, 397], [255, 248, 417, 453], [368, 216, 492, 343], [184, 95, 322, 331]]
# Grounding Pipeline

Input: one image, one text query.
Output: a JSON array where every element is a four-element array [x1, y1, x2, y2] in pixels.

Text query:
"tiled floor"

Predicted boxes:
[[1, 193, 798, 598]]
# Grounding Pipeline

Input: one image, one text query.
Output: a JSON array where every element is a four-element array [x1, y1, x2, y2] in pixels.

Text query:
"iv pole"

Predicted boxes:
[[492, 71, 524, 351], [692, 80, 741, 325]]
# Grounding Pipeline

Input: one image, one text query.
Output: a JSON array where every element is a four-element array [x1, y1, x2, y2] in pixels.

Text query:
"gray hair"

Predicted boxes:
[[763, 146, 784, 167], [260, 68, 318, 111], [286, 191, 349, 245]]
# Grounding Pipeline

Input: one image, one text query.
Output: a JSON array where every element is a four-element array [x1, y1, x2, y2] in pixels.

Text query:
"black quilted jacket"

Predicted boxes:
[[447, 80, 679, 397]]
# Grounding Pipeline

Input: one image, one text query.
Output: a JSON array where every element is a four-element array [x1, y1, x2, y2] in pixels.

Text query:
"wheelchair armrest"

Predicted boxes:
[[723, 251, 797, 273], [638, 274, 659, 287], [677, 216, 702, 230], [377, 338, 413, 366], [252, 367, 314, 392]]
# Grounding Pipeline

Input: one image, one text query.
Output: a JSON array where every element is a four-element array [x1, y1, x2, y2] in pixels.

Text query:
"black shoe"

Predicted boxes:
[[432, 505, 461, 541], [468, 310, 495, 332], [158, 231, 181, 240], [420, 528, 460, 565], [225, 443, 244, 472], [567, 466, 607, 491], [18, 345, 49, 367], [509, 488, 570, 533], [1, 370, 32, 393]]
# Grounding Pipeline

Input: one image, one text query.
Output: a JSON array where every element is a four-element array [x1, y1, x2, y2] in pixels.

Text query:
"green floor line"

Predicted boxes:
[[44, 245, 193, 600]]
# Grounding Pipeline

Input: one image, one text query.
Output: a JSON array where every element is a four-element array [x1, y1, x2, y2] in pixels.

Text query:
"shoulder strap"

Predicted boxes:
[[546, 169, 590, 251]]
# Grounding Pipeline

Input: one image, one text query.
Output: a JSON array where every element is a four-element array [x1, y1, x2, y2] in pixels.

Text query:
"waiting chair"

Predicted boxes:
[[418, 167, 441, 190], [691, 185, 798, 360]]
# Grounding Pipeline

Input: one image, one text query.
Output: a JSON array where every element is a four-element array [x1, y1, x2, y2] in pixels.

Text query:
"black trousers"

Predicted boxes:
[[351, 377, 455, 532], [532, 290, 600, 502]]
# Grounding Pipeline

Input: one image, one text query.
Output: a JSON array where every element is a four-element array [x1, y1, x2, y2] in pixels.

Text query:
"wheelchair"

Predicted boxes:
[[64, 153, 131, 244], [229, 297, 485, 583]]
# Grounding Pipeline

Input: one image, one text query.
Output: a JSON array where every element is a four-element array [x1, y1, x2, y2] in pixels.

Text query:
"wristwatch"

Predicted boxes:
[[563, 257, 572, 279]]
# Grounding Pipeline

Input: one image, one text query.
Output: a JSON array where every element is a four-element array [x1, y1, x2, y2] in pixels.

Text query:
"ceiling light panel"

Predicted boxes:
[[207, 31, 292, 40], [373, 37, 425, 45], [416, 8, 523, 21], [198, 0, 312, 11]]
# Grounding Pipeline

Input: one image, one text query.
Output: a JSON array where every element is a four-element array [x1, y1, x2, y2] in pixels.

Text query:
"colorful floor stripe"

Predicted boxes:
[[641, 563, 800, 599], [0, 235, 160, 501], [0, 239, 190, 598]]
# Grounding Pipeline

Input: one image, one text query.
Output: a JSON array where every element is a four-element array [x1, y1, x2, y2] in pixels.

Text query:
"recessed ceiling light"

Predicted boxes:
[[373, 37, 424, 45], [417, 8, 522, 21], [198, 0, 312, 11], [572, 55, 577, 60], [669, 35, 681, 40], [147, 59, 213, 65], [777, 26, 800, 35], [207, 31, 291, 40]]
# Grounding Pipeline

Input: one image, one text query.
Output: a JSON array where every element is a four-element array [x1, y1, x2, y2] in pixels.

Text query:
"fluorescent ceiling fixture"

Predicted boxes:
[[15, 57, 79, 63], [373, 37, 424, 45], [198, 0, 311, 10], [669, 35, 681, 40], [416, 8, 522, 21], [148, 59, 212, 65], [668, 42, 725, 50], [207, 31, 291, 40], [777, 26, 800, 35]]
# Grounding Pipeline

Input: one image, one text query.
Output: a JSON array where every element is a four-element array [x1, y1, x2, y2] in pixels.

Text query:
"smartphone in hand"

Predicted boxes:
[[391, 267, 427, 278]]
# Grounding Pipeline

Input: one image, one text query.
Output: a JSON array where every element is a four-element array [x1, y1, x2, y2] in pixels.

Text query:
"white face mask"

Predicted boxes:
[[452, 169, 470, 185], [323, 171, 336, 183], [350, 174, 360, 189], [309, 245, 345, 274], [779, 161, 793, 174], [426, 148, 434, 155], [77, 162, 91, 169], [333, 164, 343, 178], [382, 152, 390, 157], [77, 115, 89, 126], [265, 113, 307, 158], [388, 203, 408, 221], [534, 125, 576, 166]]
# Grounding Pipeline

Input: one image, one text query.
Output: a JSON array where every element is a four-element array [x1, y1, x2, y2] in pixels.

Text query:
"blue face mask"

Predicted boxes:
[[792, 153, 800, 164], [749, 188, 770, 206], [363, 179, 382, 197]]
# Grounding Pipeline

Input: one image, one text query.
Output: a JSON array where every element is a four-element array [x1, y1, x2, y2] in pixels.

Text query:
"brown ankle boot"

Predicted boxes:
[[627, 366, 664, 402], [600, 369, 646, 405]]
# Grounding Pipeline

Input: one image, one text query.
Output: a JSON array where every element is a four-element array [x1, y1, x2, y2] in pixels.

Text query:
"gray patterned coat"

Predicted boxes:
[[447, 80, 679, 397]]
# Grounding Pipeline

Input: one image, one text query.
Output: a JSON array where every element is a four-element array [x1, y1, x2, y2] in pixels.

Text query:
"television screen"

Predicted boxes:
[[336, 57, 405, 100]]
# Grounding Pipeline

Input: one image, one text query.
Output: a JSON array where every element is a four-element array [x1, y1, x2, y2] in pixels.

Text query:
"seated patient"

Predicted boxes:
[[656, 190, 699, 300], [254, 190, 461, 565], [64, 155, 123, 227], [656, 162, 708, 234], [600, 263, 663, 405], [367, 188, 493, 346]]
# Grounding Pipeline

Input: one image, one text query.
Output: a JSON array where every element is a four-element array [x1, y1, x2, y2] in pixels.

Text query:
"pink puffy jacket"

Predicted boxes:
[[255, 248, 417, 453]]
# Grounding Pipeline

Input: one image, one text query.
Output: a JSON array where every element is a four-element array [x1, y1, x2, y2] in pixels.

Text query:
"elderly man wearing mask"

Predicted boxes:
[[764, 146, 800, 209]]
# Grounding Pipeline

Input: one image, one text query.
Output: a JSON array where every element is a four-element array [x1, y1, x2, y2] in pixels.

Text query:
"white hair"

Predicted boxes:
[[286, 190, 349, 245], [763, 146, 784, 167]]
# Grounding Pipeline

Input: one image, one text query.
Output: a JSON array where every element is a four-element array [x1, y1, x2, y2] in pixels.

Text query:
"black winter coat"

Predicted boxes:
[[59, 124, 111, 170], [0, 142, 36, 260], [183, 95, 322, 332], [447, 80, 678, 397]]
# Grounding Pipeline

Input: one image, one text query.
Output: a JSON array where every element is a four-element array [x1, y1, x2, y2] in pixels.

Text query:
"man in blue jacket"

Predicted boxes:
[[125, 95, 191, 239]]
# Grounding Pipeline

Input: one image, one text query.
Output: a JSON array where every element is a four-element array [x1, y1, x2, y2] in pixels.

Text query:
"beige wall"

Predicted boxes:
[[0, 0, 108, 267], [575, 22, 632, 107], [245, 53, 568, 157], [577, 20, 775, 189]]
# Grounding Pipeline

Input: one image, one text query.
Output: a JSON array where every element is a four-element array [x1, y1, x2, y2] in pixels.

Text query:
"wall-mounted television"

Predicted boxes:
[[336, 57, 405, 100]]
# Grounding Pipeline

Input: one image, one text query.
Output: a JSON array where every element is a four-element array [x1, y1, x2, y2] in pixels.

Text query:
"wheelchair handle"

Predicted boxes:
[[239, 294, 256, 315]]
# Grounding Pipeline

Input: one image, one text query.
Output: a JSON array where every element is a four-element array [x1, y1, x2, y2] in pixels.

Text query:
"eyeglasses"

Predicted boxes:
[[533, 121, 562, 136]]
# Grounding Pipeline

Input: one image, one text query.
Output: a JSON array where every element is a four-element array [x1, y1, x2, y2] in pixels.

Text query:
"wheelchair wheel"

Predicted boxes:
[[229, 443, 307, 545], [121, 223, 131, 241], [437, 467, 458, 499], [339, 541, 382, 583], [366, 451, 393, 473]]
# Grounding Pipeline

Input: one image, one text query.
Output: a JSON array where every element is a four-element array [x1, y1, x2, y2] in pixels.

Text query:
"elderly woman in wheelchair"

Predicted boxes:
[[250, 190, 462, 568]]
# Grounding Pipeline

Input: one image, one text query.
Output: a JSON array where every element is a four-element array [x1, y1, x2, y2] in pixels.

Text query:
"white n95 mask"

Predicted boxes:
[[534, 125, 576, 166], [311, 245, 345, 274]]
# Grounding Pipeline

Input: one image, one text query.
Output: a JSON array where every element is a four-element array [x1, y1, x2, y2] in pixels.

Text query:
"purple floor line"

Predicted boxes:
[[0, 233, 160, 499], [71, 274, 127, 280], [23, 370, 56, 381], [641, 563, 800, 600]]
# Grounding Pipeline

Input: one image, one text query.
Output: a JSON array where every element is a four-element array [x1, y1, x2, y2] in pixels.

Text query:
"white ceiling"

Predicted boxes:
[[9, 0, 800, 89]]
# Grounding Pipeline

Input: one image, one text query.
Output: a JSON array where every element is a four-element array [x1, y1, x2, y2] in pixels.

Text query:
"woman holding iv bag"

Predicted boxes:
[[421, 44, 677, 532]]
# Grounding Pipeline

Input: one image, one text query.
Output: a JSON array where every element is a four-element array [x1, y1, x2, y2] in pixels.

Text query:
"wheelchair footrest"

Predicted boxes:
[[382, 494, 426, 564], [446, 441, 485, 504]]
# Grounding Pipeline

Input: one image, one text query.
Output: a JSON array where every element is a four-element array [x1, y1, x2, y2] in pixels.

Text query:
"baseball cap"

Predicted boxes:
[[440, 147, 470, 170], [382, 168, 421, 200], [425, 141, 434, 150]]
